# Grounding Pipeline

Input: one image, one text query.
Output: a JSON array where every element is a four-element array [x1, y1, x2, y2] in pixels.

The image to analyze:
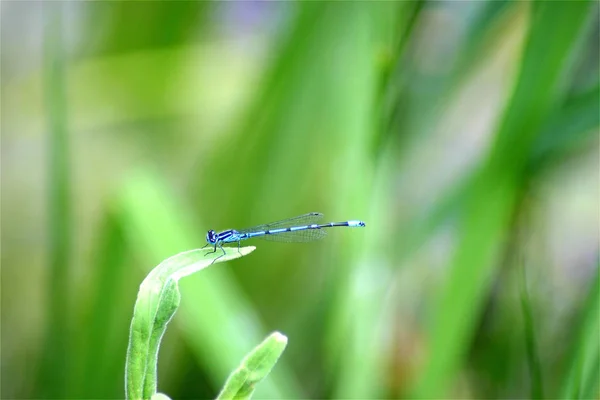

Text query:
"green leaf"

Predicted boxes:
[[217, 332, 288, 400], [125, 246, 255, 400]]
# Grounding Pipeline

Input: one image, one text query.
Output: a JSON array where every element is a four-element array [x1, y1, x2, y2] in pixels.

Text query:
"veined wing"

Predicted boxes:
[[238, 212, 327, 243]]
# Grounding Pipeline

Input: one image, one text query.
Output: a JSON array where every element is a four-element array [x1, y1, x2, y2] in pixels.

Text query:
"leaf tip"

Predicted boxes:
[[271, 331, 288, 345]]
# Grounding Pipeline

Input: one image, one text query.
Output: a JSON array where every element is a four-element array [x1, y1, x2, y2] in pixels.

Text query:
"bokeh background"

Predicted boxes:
[[2, 1, 599, 399]]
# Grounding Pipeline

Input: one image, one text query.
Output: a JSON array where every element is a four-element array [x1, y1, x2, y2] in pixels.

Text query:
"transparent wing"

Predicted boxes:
[[255, 227, 327, 243], [238, 212, 324, 232], [238, 212, 327, 243]]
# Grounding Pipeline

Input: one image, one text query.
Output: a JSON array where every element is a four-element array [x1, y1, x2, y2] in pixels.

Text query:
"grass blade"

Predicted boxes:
[[126, 246, 255, 399], [560, 265, 600, 400], [531, 83, 600, 168], [117, 170, 302, 399], [410, 2, 593, 397], [520, 264, 544, 399], [217, 332, 288, 400], [73, 212, 129, 398], [39, 3, 72, 398]]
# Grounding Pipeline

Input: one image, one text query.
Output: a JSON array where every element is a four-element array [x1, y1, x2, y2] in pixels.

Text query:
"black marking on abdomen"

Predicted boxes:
[[314, 222, 351, 229]]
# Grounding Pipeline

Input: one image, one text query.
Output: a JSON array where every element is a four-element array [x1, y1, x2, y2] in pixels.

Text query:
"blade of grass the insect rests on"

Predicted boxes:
[[117, 171, 301, 399], [409, 2, 594, 398], [39, 4, 72, 398], [125, 246, 255, 399], [216, 332, 288, 400], [560, 265, 600, 400]]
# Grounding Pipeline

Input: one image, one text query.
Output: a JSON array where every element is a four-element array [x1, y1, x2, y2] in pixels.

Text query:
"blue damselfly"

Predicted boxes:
[[204, 212, 365, 260]]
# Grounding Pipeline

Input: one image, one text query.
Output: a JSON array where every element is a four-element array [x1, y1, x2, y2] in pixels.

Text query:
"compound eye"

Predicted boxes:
[[207, 230, 216, 243]]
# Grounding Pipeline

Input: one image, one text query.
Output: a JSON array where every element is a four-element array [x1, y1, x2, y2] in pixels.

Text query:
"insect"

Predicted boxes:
[[204, 212, 366, 261]]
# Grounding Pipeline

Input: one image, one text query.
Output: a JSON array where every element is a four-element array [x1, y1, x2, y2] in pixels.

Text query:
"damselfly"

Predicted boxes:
[[204, 212, 365, 260]]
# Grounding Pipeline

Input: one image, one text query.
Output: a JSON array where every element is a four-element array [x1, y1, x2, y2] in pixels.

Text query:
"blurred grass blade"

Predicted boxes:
[[560, 265, 600, 400], [457, 1, 513, 74], [531, 83, 600, 167], [39, 3, 72, 398], [580, 356, 599, 400], [410, 2, 593, 397], [116, 170, 302, 399], [74, 212, 128, 398], [126, 246, 255, 399], [217, 332, 288, 400], [520, 264, 544, 399]]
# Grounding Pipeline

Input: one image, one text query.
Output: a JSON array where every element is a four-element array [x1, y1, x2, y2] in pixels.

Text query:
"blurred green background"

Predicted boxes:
[[1, 1, 599, 399]]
